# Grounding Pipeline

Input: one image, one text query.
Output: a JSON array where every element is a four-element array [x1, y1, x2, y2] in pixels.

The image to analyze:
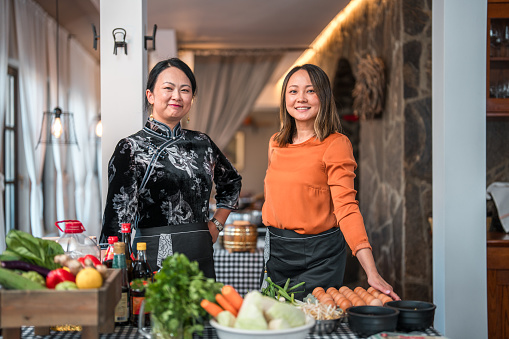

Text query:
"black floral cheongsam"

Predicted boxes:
[[100, 119, 242, 275]]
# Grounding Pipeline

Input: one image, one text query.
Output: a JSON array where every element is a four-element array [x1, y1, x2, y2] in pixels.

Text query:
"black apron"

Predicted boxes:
[[262, 226, 346, 300], [133, 222, 216, 279]]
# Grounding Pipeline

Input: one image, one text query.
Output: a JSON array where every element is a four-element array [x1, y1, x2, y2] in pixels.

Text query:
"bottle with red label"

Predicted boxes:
[[102, 236, 118, 268], [121, 223, 134, 281]]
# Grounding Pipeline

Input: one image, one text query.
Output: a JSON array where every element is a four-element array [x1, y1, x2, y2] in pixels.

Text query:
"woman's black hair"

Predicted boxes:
[[144, 58, 197, 112]]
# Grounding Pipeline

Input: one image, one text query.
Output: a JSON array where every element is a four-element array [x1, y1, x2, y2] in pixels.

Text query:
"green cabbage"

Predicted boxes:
[[217, 311, 236, 327], [265, 301, 306, 327]]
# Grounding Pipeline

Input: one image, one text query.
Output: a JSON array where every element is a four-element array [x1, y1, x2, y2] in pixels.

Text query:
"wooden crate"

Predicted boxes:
[[0, 269, 121, 339]]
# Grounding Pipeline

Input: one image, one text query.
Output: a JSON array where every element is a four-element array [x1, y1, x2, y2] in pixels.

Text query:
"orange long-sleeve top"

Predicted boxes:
[[262, 132, 372, 256]]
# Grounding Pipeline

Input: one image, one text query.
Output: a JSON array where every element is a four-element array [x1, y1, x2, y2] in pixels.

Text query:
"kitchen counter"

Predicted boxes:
[[8, 323, 443, 339]]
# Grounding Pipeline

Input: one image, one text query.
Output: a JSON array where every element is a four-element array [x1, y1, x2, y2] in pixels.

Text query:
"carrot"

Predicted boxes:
[[215, 293, 238, 317], [221, 285, 243, 311], [201, 299, 224, 318]]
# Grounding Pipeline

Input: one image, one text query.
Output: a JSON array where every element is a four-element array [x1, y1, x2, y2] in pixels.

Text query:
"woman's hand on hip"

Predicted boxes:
[[207, 221, 219, 243]]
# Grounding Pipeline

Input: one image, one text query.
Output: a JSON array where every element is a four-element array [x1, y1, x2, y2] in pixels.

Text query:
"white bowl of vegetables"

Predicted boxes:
[[210, 318, 315, 339], [209, 290, 315, 339]]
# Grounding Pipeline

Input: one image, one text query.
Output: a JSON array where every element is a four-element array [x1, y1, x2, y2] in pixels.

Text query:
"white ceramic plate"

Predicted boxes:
[[210, 317, 316, 339]]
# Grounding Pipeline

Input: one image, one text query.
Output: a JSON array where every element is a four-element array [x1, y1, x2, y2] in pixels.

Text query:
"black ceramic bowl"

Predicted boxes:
[[385, 300, 436, 331], [346, 306, 399, 337]]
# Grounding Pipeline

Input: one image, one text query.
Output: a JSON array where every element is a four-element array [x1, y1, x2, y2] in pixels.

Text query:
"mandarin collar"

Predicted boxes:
[[144, 119, 182, 140]]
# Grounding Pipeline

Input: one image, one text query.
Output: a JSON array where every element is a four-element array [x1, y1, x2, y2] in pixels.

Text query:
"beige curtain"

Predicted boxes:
[[188, 53, 282, 149]]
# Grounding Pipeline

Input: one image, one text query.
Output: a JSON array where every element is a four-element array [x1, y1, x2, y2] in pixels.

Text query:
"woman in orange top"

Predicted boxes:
[[261, 64, 399, 300]]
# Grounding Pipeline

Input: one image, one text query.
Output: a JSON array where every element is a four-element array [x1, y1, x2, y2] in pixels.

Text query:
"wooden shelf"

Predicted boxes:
[[487, 231, 509, 338]]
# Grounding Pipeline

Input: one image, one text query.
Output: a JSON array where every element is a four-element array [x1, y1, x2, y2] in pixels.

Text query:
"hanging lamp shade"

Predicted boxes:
[[37, 107, 79, 148], [36, 0, 79, 149]]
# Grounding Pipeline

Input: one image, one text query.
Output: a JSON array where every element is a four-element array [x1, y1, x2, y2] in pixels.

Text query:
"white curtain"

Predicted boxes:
[[69, 39, 101, 239], [14, 0, 49, 237], [188, 54, 281, 149], [0, 0, 10, 251]]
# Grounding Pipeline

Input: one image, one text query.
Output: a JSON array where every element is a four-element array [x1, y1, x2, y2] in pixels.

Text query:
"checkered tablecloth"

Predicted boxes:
[[213, 247, 264, 296], [13, 323, 443, 338], [6, 250, 443, 339]]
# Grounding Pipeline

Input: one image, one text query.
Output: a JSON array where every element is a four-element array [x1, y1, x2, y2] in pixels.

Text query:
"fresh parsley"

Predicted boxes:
[[145, 253, 222, 339]]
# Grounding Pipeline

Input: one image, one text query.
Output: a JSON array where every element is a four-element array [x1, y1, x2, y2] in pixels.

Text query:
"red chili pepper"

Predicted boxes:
[[77, 255, 101, 267], [84, 255, 101, 266], [46, 268, 76, 289]]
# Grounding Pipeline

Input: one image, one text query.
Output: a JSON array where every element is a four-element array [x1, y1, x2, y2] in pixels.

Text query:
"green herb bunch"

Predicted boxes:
[[145, 253, 222, 339]]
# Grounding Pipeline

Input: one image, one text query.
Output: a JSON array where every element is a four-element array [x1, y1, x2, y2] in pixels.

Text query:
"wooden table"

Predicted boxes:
[[487, 231, 509, 339]]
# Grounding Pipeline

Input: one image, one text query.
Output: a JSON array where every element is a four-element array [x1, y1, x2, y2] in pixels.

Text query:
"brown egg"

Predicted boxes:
[[320, 293, 333, 301], [369, 298, 383, 306], [327, 287, 339, 295], [354, 286, 363, 294], [339, 286, 349, 294], [363, 294, 375, 304], [353, 298, 367, 306], [370, 289, 381, 298], [313, 287, 325, 295], [349, 295, 362, 304], [340, 298, 353, 310]]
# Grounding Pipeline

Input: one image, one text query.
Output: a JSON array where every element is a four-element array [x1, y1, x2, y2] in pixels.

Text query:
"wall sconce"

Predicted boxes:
[[37, 107, 79, 149], [92, 24, 100, 50], [144, 24, 157, 51], [113, 28, 127, 55]]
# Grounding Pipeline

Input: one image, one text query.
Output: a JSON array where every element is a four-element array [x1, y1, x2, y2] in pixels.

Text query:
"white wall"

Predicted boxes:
[[432, 0, 487, 337], [100, 0, 147, 205], [237, 111, 279, 196]]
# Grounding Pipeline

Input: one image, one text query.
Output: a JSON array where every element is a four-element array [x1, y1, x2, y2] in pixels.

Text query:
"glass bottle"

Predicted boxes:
[[133, 242, 153, 282], [113, 242, 130, 326], [102, 236, 118, 268], [130, 242, 153, 326], [121, 223, 134, 281]]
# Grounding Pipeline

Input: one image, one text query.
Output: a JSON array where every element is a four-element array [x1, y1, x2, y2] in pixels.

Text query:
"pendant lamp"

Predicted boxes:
[[36, 0, 78, 149]]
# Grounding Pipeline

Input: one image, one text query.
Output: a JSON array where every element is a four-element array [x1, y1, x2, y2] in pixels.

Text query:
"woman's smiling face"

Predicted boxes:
[[285, 69, 320, 124], [146, 66, 193, 128]]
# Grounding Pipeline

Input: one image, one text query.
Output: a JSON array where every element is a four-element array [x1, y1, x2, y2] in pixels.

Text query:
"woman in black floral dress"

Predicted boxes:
[[100, 58, 242, 278]]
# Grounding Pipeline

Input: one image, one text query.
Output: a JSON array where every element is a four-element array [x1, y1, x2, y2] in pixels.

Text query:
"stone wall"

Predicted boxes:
[[330, 0, 433, 300], [322, 0, 508, 301]]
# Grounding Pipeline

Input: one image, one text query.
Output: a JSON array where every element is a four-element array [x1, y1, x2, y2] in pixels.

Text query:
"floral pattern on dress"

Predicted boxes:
[[100, 119, 242, 242], [161, 190, 194, 224]]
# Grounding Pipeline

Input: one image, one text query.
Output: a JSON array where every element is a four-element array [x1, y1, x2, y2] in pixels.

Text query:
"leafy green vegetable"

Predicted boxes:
[[20, 271, 46, 286], [145, 253, 222, 339], [2, 230, 64, 270], [130, 278, 148, 291]]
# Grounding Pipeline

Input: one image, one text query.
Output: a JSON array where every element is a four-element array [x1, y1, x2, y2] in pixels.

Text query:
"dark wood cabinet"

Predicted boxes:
[[487, 1, 509, 117], [487, 231, 509, 338]]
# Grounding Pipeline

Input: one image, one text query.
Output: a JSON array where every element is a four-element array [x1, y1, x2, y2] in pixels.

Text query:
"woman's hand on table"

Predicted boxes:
[[366, 272, 400, 301], [356, 248, 401, 301]]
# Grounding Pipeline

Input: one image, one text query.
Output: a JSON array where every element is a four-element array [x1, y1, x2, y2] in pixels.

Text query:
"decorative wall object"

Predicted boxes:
[[352, 55, 386, 119]]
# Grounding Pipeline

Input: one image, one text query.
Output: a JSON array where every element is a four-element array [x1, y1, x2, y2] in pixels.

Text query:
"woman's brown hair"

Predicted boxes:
[[274, 64, 341, 146]]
